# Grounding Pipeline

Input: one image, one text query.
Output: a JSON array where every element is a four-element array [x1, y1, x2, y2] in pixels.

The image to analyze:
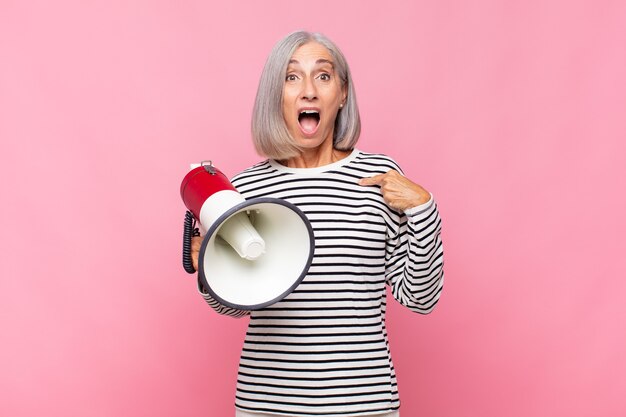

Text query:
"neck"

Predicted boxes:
[[282, 141, 351, 169]]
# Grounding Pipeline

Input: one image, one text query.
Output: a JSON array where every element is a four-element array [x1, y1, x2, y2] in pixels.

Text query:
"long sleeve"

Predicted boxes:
[[385, 194, 445, 314], [196, 278, 250, 318]]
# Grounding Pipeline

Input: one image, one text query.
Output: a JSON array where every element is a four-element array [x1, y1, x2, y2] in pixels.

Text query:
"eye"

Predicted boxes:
[[318, 73, 331, 81], [286, 74, 298, 81]]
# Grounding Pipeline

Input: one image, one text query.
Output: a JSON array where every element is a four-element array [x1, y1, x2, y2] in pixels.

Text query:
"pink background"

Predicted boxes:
[[1, 1, 625, 416]]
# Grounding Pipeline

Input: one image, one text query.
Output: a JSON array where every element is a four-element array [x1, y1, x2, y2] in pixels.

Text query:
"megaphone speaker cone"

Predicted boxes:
[[198, 198, 314, 310]]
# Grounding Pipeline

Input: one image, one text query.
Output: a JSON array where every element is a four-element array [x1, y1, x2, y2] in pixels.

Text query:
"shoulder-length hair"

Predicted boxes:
[[251, 31, 361, 160]]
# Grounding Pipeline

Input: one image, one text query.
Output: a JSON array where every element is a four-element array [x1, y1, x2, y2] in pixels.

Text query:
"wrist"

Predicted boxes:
[[404, 192, 433, 212]]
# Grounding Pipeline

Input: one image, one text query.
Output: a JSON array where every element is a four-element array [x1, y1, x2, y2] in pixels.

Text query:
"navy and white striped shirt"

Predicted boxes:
[[198, 149, 444, 416]]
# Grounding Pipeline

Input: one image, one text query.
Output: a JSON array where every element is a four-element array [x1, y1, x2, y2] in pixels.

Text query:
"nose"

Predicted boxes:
[[301, 77, 317, 101]]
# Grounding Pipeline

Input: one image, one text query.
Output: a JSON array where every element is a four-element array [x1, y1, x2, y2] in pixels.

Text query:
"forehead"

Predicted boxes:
[[288, 41, 334, 65]]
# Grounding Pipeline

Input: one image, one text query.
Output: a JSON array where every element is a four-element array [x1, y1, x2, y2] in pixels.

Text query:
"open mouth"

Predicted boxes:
[[298, 110, 320, 135]]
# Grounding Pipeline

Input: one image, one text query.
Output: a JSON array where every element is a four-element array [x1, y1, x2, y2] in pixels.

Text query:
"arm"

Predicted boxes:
[[360, 170, 444, 314], [384, 196, 444, 313]]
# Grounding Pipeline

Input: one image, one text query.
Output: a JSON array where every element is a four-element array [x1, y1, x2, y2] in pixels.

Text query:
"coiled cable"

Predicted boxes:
[[182, 210, 201, 274]]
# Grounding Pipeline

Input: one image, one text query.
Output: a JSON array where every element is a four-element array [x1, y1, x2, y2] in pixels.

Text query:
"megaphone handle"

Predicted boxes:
[[182, 210, 201, 274]]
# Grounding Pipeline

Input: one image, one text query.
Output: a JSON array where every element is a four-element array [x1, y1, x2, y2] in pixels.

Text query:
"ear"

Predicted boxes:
[[341, 84, 348, 106]]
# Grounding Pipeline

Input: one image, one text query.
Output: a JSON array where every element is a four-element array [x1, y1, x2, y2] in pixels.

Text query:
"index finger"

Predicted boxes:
[[358, 173, 386, 186]]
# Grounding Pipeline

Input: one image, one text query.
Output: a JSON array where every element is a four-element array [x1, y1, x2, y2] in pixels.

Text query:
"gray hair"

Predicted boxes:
[[251, 31, 361, 160]]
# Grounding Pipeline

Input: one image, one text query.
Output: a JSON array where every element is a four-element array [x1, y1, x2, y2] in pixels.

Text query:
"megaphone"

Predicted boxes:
[[180, 161, 314, 310]]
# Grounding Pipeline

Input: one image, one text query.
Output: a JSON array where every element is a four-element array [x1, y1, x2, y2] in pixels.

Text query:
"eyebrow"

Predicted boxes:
[[288, 59, 335, 68]]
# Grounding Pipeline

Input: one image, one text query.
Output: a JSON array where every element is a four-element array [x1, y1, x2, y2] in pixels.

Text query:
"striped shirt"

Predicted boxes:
[[198, 149, 444, 416]]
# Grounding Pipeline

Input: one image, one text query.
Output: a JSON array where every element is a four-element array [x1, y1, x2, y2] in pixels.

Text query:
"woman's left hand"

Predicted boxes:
[[359, 170, 431, 211]]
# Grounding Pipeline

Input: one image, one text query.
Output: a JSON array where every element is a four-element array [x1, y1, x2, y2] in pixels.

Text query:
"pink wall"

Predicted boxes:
[[1, 1, 625, 416]]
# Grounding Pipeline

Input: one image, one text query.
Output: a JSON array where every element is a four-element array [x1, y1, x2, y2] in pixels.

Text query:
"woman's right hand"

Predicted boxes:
[[191, 236, 203, 271]]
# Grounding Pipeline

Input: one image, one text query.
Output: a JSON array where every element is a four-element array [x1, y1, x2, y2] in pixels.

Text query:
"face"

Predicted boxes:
[[282, 42, 347, 150]]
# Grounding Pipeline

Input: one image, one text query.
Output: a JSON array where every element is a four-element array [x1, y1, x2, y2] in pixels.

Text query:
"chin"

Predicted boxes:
[[293, 135, 331, 150]]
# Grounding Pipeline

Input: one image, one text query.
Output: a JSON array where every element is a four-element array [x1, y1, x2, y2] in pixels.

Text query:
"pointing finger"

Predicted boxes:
[[359, 173, 386, 186]]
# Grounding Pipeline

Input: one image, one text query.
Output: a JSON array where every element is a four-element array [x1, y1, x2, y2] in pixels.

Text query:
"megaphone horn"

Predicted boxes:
[[180, 161, 314, 310]]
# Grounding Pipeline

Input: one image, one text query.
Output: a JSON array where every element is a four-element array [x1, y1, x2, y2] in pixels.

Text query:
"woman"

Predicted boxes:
[[192, 31, 444, 417]]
